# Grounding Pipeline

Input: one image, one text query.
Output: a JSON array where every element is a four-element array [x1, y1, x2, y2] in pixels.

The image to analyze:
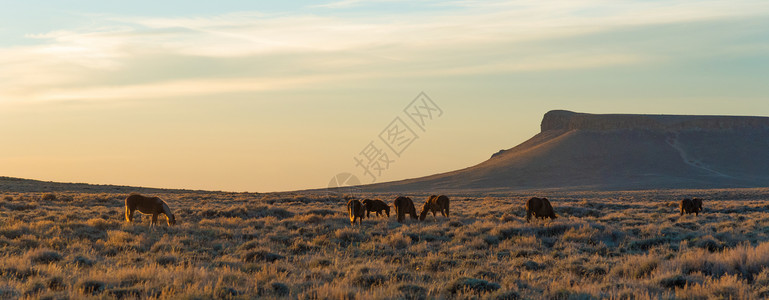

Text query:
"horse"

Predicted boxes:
[[347, 199, 367, 226], [393, 196, 418, 223], [362, 199, 390, 217], [680, 198, 703, 216], [125, 193, 176, 227], [526, 197, 556, 223], [419, 195, 450, 221]]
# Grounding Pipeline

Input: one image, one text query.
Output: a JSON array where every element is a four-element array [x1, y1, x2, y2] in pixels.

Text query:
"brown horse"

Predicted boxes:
[[347, 199, 367, 226], [393, 196, 418, 223], [362, 199, 390, 217], [419, 195, 450, 221], [526, 197, 556, 223], [680, 198, 703, 216], [125, 193, 176, 227]]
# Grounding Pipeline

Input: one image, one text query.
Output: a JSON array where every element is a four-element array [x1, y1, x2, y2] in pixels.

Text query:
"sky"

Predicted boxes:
[[1, 0, 768, 192]]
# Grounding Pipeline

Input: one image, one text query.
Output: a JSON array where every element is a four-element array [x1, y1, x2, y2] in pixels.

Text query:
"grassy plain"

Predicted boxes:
[[2, 188, 769, 299]]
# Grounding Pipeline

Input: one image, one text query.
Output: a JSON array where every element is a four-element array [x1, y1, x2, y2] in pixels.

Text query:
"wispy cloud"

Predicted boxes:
[[2, 0, 768, 104]]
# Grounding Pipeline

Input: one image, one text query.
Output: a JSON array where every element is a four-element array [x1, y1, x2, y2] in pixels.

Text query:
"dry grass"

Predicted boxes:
[[1, 188, 769, 299]]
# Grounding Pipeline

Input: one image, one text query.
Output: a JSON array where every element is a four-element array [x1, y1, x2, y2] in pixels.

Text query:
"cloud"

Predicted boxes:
[[1, 0, 768, 104]]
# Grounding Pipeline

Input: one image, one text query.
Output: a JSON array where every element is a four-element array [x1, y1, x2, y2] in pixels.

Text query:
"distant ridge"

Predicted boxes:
[[0, 176, 204, 194], [362, 110, 769, 192]]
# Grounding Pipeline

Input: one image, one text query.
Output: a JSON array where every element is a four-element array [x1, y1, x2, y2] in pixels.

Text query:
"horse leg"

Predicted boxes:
[[125, 207, 133, 223], [151, 213, 159, 227]]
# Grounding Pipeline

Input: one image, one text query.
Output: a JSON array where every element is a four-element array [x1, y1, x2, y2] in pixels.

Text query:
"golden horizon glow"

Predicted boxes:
[[1, 0, 769, 191]]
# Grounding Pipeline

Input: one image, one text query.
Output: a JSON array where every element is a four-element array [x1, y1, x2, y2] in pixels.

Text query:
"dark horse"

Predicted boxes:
[[680, 198, 703, 216], [347, 199, 367, 226], [526, 197, 556, 223], [362, 199, 390, 217], [393, 196, 418, 223]]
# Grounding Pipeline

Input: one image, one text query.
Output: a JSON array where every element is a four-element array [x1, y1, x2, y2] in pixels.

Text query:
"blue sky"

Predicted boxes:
[[1, 0, 768, 191]]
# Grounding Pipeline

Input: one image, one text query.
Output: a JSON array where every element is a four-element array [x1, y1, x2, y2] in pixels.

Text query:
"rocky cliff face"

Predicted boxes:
[[541, 110, 769, 132]]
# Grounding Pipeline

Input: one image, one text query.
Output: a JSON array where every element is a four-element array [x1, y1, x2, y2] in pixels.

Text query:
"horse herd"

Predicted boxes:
[[347, 195, 705, 226], [120, 193, 705, 228], [347, 195, 451, 225]]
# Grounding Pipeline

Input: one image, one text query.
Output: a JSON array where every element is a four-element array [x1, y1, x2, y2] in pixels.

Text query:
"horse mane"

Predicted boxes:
[[161, 201, 172, 216]]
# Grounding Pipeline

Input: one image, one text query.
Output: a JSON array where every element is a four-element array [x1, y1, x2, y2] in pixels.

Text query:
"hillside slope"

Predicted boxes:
[[364, 110, 769, 192]]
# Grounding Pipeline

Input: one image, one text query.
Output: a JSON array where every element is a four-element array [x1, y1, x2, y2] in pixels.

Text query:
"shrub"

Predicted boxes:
[[72, 255, 95, 267], [107, 287, 142, 299], [23, 281, 45, 297], [79, 280, 106, 295], [0, 267, 38, 280], [474, 270, 501, 281], [694, 235, 724, 252], [86, 218, 110, 230], [562, 225, 599, 244], [351, 274, 387, 288], [47, 277, 65, 291], [151, 242, 175, 253], [611, 254, 659, 279], [310, 258, 332, 268], [384, 232, 412, 249], [446, 277, 500, 295], [271, 282, 290, 296], [658, 274, 688, 289], [297, 214, 324, 224], [238, 240, 260, 251], [42, 193, 56, 201], [493, 290, 522, 300], [216, 286, 241, 298], [334, 228, 366, 246], [675, 274, 749, 299], [0, 286, 19, 299], [242, 250, 284, 263], [398, 284, 427, 300], [27, 249, 62, 264], [521, 260, 545, 271], [548, 287, 597, 300], [627, 237, 668, 251], [156, 255, 177, 266]]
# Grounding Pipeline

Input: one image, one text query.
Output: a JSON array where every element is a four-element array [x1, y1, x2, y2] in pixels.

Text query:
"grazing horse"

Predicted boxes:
[[347, 199, 367, 226], [693, 198, 703, 214], [125, 193, 176, 227], [393, 196, 418, 223], [526, 197, 556, 223], [362, 199, 390, 217], [680, 198, 703, 216], [419, 195, 450, 221]]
